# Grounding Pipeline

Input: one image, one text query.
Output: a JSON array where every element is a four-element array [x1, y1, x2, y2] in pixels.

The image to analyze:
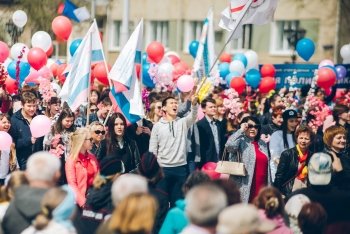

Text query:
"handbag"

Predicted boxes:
[[215, 148, 247, 176]]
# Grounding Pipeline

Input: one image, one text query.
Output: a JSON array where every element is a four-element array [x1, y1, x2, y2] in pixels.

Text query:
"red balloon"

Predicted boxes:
[[146, 41, 164, 63], [28, 48, 48, 70], [0, 41, 10, 63], [173, 61, 189, 81], [230, 77, 246, 94], [50, 63, 59, 77], [167, 54, 180, 65], [317, 67, 336, 89], [219, 52, 231, 63], [46, 44, 54, 57], [56, 63, 67, 84], [259, 77, 276, 93], [52, 16, 72, 41], [260, 64, 276, 77], [93, 62, 111, 86], [4, 77, 18, 94], [57, 3, 64, 14], [135, 64, 141, 79]]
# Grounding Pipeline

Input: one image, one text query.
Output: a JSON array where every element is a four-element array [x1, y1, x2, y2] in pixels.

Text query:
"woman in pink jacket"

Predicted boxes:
[[66, 127, 99, 207]]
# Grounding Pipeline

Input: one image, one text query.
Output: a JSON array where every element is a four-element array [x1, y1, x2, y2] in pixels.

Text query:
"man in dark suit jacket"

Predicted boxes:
[[197, 98, 226, 167]]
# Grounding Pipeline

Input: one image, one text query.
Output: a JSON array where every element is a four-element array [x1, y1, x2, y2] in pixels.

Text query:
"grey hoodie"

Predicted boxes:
[[2, 185, 47, 234], [149, 105, 198, 167]]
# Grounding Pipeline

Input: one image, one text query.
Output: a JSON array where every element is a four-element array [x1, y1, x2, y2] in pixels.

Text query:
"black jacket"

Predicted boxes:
[[197, 117, 225, 165], [126, 118, 153, 155], [9, 110, 43, 170], [274, 147, 310, 196]]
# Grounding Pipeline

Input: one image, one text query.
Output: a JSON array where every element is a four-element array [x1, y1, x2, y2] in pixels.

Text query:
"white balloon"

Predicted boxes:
[[342, 58, 350, 64], [12, 10, 27, 28], [158, 62, 174, 76], [3, 58, 12, 68], [229, 60, 245, 76], [10, 43, 29, 62], [31, 31, 52, 52], [244, 50, 259, 71], [340, 44, 350, 60], [46, 58, 55, 68]]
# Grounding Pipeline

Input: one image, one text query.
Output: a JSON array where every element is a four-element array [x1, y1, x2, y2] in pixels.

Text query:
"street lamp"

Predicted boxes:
[[284, 27, 306, 63], [5, 20, 24, 44]]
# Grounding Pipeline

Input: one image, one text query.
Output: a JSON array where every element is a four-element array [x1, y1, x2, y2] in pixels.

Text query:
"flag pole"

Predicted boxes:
[[86, 31, 93, 126], [196, 0, 254, 95]]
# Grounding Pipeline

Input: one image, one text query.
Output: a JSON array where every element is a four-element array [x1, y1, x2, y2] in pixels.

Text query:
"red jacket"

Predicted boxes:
[[66, 152, 99, 207]]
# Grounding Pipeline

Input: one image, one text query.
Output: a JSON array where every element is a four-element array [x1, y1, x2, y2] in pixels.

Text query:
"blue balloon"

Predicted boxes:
[[7, 60, 30, 82], [233, 53, 248, 67], [296, 38, 315, 61], [219, 63, 230, 78], [142, 63, 155, 88], [69, 39, 83, 56], [142, 52, 148, 63], [245, 69, 261, 89], [225, 71, 240, 87], [188, 40, 199, 58]]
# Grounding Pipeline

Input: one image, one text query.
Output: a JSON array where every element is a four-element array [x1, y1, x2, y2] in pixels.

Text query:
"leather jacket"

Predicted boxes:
[[274, 147, 300, 196]]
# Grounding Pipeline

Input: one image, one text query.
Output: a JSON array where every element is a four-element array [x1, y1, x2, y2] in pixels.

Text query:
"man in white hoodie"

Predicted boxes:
[[149, 95, 198, 206]]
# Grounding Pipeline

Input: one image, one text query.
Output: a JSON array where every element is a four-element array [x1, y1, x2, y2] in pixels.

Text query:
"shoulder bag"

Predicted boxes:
[[215, 147, 247, 176]]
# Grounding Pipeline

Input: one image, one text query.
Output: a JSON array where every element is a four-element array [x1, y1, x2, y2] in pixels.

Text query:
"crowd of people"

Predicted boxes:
[[0, 82, 349, 234]]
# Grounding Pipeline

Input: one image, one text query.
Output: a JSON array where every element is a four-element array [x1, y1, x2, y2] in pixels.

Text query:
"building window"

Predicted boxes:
[[270, 20, 301, 55], [183, 21, 203, 52], [230, 24, 252, 52], [109, 20, 121, 51], [146, 21, 169, 48]]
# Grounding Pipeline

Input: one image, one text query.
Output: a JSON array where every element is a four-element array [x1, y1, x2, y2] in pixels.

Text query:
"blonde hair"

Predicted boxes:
[[89, 121, 104, 131], [108, 193, 157, 234], [70, 128, 90, 160], [147, 101, 161, 122], [33, 187, 67, 230]]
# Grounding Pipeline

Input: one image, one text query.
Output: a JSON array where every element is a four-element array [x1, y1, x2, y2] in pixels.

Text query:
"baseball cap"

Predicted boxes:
[[282, 109, 298, 121], [308, 153, 332, 185], [285, 194, 311, 218], [217, 204, 275, 234]]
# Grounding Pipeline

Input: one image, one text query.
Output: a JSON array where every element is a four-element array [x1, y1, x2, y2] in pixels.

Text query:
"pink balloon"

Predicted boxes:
[[318, 59, 334, 68], [0, 41, 10, 63], [25, 69, 40, 83], [177, 75, 194, 92], [52, 16, 72, 41], [38, 66, 52, 79], [30, 115, 51, 137], [197, 106, 204, 120], [28, 48, 47, 70], [0, 131, 12, 150]]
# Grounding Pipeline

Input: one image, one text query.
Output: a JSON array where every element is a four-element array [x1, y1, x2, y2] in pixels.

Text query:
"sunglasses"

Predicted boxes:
[[90, 108, 97, 112], [248, 124, 259, 129], [94, 130, 106, 135]]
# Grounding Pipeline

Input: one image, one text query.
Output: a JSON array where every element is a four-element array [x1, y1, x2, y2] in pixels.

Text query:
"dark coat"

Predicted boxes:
[[197, 117, 225, 165], [107, 138, 140, 173], [9, 110, 43, 170], [273, 147, 310, 196], [126, 118, 153, 155]]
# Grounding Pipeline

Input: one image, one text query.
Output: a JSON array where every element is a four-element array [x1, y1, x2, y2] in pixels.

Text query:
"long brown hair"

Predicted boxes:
[[106, 112, 127, 155]]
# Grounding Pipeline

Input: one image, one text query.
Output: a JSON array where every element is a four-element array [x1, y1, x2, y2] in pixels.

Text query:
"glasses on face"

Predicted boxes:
[[85, 138, 93, 141], [90, 108, 97, 112], [94, 130, 106, 135], [248, 124, 259, 129]]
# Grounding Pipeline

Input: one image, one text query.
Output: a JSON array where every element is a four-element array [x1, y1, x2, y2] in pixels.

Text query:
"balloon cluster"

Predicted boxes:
[[218, 50, 276, 94], [222, 88, 243, 120], [142, 41, 193, 93], [316, 59, 337, 91]]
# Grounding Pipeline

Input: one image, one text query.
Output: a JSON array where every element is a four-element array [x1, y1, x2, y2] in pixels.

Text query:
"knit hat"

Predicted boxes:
[[308, 152, 332, 185], [100, 156, 125, 176], [282, 109, 298, 121], [139, 152, 160, 178]]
